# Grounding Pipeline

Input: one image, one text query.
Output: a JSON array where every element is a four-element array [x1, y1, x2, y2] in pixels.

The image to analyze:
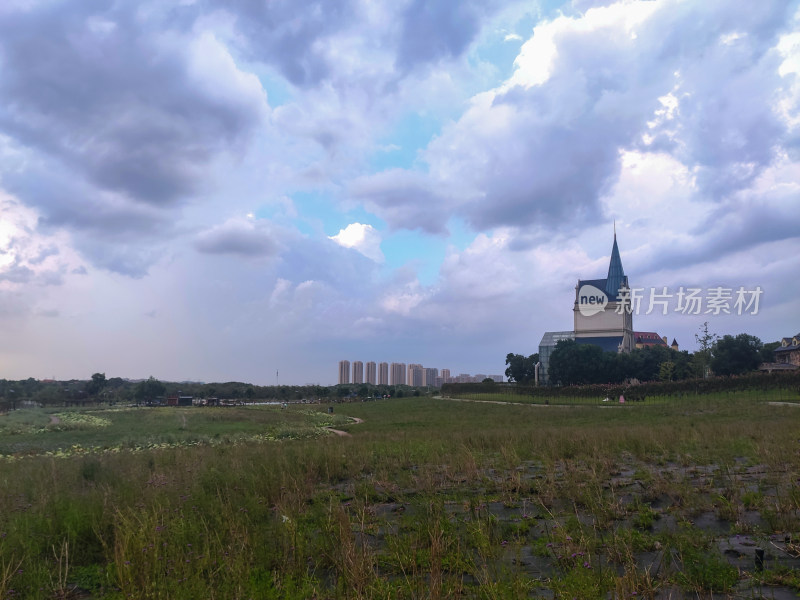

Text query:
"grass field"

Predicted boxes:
[[0, 405, 352, 457], [0, 393, 799, 598]]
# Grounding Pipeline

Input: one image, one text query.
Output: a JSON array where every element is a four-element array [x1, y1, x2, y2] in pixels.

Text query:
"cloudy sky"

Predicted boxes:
[[1, 0, 798, 385]]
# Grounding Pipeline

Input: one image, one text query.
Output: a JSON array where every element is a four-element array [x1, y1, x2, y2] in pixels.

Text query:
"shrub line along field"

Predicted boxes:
[[0, 391, 799, 598]]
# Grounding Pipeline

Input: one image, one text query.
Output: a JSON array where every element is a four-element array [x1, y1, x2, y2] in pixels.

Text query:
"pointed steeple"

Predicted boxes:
[[606, 231, 625, 299]]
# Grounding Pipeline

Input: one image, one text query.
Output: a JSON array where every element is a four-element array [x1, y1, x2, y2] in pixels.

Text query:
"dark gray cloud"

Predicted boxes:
[[72, 239, 162, 279], [349, 169, 450, 234], [639, 0, 792, 199], [4, 167, 170, 238], [214, 0, 504, 86], [637, 199, 800, 275], [277, 236, 377, 288], [0, 3, 263, 206], [0, 1, 267, 274], [0, 263, 34, 284], [195, 220, 281, 258], [27, 245, 59, 266], [0, 251, 66, 286], [395, 0, 489, 72], [207, 0, 354, 87]]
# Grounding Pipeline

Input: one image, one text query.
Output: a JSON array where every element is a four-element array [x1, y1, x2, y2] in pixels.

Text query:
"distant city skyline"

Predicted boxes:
[[337, 359, 502, 387]]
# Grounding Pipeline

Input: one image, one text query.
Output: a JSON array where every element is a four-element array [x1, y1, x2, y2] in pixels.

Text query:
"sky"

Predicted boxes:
[[1, 0, 799, 385]]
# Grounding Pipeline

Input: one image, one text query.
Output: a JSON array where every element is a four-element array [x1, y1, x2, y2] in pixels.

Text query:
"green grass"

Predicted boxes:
[[0, 395, 798, 598], [0, 405, 352, 456]]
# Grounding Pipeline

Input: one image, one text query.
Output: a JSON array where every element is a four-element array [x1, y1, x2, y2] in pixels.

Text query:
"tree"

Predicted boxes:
[[628, 346, 673, 381], [481, 377, 495, 384], [658, 361, 675, 382], [134, 377, 166, 404], [694, 321, 719, 378], [86, 373, 107, 396], [504, 353, 539, 383], [760, 341, 780, 363], [711, 334, 763, 376], [548, 341, 610, 386]]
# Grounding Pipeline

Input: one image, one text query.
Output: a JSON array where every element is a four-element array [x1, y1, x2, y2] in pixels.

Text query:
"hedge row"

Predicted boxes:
[[441, 370, 800, 401]]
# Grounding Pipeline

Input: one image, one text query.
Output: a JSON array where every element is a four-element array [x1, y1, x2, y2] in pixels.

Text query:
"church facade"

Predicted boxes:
[[573, 233, 634, 353], [539, 234, 634, 384]]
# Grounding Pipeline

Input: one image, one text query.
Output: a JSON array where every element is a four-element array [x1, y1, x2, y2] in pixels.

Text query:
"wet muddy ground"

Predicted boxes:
[[323, 455, 800, 598]]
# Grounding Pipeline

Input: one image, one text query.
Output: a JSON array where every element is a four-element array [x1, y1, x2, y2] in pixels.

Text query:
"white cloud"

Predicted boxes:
[[0, 192, 81, 290], [329, 222, 385, 262], [185, 30, 269, 122], [380, 276, 426, 316]]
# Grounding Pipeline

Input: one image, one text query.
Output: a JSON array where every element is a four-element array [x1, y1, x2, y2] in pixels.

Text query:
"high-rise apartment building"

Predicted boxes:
[[408, 364, 423, 387], [365, 361, 376, 385], [352, 361, 364, 384], [440, 369, 451, 384], [379, 362, 389, 385], [338, 360, 350, 384], [423, 367, 438, 387], [390, 362, 406, 386]]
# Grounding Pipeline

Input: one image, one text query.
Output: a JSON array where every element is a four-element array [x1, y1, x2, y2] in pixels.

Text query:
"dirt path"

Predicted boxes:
[[325, 416, 364, 437], [437, 396, 553, 407], [49, 415, 61, 424], [768, 402, 800, 407]]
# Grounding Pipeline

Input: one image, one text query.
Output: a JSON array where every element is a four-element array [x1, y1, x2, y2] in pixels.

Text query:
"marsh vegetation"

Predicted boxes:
[[0, 393, 798, 598]]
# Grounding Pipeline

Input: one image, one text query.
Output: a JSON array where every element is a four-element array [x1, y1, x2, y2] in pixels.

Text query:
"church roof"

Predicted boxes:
[[577, 235, 629, 302], [635, 332, 667, 346], [606, 234, 625, 299]]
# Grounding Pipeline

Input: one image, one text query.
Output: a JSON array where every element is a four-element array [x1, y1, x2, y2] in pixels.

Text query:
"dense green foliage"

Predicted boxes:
[[504, 352, 539, 383], [541, 329, 777, 386], [547, 340, 695, 385], [711, 333, 763, 376]]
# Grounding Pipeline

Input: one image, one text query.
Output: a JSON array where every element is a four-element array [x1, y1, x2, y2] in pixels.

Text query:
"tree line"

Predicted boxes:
[[443, 370, 800, 402], [0, 375, 427, 408], [505, 327, 779, 387]]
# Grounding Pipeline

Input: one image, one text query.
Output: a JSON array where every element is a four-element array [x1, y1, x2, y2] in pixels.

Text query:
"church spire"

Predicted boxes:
[[606, 230, 625, 299]]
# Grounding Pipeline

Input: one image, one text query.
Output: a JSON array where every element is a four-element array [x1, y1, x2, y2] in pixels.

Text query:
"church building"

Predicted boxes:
[[538, 233, 634, 384], [573, 232, 634, 353]]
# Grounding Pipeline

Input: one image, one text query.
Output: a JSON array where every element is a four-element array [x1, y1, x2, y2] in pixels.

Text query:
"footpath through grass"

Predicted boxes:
[[0, 395, 798, 598]]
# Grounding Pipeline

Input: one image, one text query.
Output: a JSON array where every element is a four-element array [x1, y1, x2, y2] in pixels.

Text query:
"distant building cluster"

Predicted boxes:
[[775, 334, 800, 367], [538, 233, 679, 384], [337, 360, 502, 387]]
